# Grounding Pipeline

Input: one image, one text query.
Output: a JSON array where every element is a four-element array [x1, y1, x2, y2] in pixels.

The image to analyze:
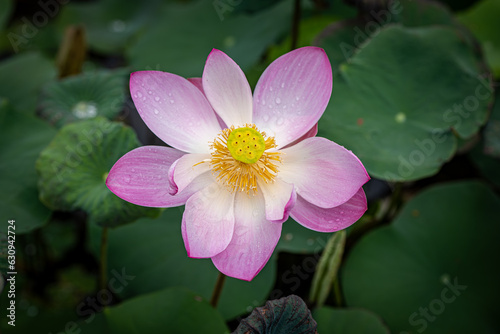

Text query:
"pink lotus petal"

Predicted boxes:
[[279, 137, 370, 208], [212, 192, 282, 281], [168, 153, 211, 195], [130, 71, 221, 153], [106, 146, 189, 207], [187, 77, 204, 93], [258, 178, 296, 223], [282, 123, 318, 149], [291, 188, 367, 232], [253, 47, 332, 148], [182, 182, 235, 258], [202, 49, 253, 126], [188, 77, 227, 129]]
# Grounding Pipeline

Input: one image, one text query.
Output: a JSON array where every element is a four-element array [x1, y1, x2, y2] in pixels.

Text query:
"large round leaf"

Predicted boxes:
[[342, 181, 500, 333], [39, 70, 127, 128], [36, 117, 160, 227], [0, 52, 56, 114], [105, 287, 229, 334], [319, 25, 491, 181], [313, 307, 389, 334], [0, 99, 55, 234], [88, 208, 276, 320], [127, 0, 293, 77]]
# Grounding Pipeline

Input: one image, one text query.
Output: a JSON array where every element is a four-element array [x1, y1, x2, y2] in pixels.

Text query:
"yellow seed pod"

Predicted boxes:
[[227, 127, 266, 164]]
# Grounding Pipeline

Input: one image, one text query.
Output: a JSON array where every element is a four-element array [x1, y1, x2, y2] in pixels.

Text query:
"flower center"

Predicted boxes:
[[226, 126, 265, 164], [207, 124, 281, 194]]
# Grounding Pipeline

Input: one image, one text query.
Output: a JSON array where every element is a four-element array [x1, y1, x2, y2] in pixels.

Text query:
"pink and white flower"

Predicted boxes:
[[106, 47, 370, 281]]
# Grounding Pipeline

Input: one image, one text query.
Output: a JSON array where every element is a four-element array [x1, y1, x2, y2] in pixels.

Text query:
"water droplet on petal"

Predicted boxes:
[[277, 118, 284, 126], [155, 96, 160, 102], [137, 91, 143, 98], [275, 97, 281, 104], [269, 86, 273, 92], [123, 175, 131, 183], [148, 90, 153, 95], [261, 100, 266, 106], [262, 114, 269, 122], [281, 82, 285, 88], [295, 96, 300, 101], [154, 109, 159, 115], [169, 99, 175, 104]]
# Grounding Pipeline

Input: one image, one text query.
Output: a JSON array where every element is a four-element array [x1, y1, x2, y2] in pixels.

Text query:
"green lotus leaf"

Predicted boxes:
[[342, 181, 500, 333], [36, 117, 160, 227], [313, 307, 389, 334], [39, 70, 127, 128], [234, 295, 317, 333], [319, 25, 492, 181], [105, 287, 229, 334]]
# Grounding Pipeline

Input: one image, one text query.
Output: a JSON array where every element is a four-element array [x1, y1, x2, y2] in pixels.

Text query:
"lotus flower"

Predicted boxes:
[[106, 47, 369, 281]]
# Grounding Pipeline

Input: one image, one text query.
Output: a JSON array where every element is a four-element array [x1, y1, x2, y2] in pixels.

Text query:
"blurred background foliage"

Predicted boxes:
[[0, 0, 499, 333]]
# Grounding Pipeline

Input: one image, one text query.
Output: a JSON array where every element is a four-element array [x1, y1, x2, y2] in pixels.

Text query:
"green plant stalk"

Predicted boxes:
[[210, 272, 227, 308]]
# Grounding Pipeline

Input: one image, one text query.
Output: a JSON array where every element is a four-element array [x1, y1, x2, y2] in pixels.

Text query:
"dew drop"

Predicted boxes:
[[335, 218, 340, 222], [110, 20, 126, 33], [123, 175, 131, 183], [137, 91, 143, 98], [154, 109, 159, 115], [169, 99, 175, 104], [440, 274, 451, 285], [276, 117, 284, 126], [281, 82, 285, 88], [275, 97, 281, 104], [395, 112, 406, 123], [148, 90, 153, 95], [295, 96, 300, 101], [72, 101, 97, 119], [285, 233, 293, 241], [154, 96, 160, 102], [269, 86, 273, 92], [262, 114, 269, 122], [261, 100, 266, 106]]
